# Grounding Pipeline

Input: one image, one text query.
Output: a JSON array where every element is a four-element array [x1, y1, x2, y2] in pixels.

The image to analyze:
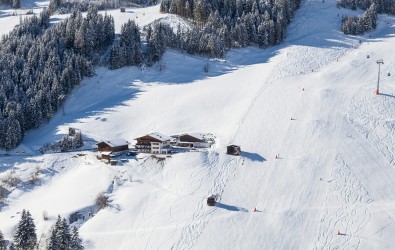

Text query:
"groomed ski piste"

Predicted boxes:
[[1, 0, 395, 249]]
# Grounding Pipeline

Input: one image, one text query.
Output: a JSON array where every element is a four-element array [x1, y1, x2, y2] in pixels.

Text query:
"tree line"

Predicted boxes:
[[49, 0, 158, 15], [337, 0, 395, 14], [159, 0, 302, 57], [341, 3, 378, 35], [0, 209, 83, 249]]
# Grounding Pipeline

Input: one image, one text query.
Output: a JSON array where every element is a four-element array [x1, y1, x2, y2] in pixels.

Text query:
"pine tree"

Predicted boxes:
[[5, 115, 22, 151], [0, 230, 6, 250], [57, 218, 71, 249], [70, 227, 84, 250], [47, 227, 59, 250], [120, 20, 142, 66], [8, 242, 15, 250], [48, 216, 79, 250], [73, 131, 83, 148], [13, 209, 37, 250]]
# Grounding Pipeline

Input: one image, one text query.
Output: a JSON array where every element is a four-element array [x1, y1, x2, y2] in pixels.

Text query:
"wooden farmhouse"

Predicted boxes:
[[97, 139, 129, 162], [135, 132, 171, 154], [176, 133, 211, 148]]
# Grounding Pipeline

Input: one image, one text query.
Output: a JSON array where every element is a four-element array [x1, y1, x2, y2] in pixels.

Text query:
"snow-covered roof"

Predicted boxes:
[[176, 133, 206, 141], [148, 132, 171, 142], [98, 139, 129, 147], [186, 133, 205, 141]]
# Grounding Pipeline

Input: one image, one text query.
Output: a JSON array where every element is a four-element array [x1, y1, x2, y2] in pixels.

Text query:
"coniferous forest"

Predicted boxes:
[[49, 0, 158, 15], [0, 7, 114, 150], [160, 0, 301, 55]]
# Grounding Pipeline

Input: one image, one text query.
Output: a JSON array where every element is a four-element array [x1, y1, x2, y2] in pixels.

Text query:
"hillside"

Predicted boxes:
[[1, 0, 395, 249]]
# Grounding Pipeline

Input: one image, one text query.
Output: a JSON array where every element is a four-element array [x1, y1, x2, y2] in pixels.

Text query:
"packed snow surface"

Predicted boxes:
[[1, 0, 395, 249]]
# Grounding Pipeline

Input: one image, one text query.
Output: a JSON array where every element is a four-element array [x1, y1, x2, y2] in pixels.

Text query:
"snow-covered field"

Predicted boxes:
[[1, 0, 395, 249]]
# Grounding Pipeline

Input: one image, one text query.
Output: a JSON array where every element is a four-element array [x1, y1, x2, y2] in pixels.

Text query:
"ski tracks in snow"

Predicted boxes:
[[315, 155, 373, 249], [348, 87, 395, 166], [172, 157, 239, 250]]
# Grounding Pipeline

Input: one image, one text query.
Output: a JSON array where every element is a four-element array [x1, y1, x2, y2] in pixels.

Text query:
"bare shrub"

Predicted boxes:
[[0, 184, 8, 202], [2, 170, 22, 187], [151, 155, 166, 163], [95, 193, 109, 210], [28, 167, 41, 185]]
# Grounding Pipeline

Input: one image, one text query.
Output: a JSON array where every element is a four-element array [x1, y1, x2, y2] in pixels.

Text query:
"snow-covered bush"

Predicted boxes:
[[13, 210, 37, 250]]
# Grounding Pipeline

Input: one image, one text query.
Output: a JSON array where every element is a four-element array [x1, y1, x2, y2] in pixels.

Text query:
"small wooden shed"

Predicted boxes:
[[207, 196, 216, 206], [227, 145, 241, 156]]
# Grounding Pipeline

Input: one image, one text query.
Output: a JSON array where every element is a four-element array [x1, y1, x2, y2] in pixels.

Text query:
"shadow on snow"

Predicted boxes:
[[215, 202, 248, 212]]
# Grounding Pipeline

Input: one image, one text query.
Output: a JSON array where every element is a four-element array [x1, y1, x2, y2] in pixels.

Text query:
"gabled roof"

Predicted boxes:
[[135, 132, 171, 142], [177, 133, 206, 142], [148, 132, 171, 142], [97, 139, 129, 147], [186, 133, 205, 141]]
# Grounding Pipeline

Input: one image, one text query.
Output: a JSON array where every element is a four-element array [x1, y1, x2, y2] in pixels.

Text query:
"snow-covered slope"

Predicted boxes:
[[0, 0, 49, 36], [1, 0, 395, 249]]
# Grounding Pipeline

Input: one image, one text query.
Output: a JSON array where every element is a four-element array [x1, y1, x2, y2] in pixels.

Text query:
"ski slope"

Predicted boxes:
[[1, 0, 395, 249]]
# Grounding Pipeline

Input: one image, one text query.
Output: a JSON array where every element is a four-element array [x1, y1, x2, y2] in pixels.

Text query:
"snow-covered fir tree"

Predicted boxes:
[[109, 20, 142, 69], [47, 216, 83, 250], [47, 226, 59, 250], [0, 230, 6, 250], [70, 227, 84, 250], [13, 210, 37, 250]]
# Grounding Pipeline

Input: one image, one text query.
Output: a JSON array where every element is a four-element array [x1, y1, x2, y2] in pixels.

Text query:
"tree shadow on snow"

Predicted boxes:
[[215, 202, 248, 212], [137, 48, 279, 85], [49, 17, 65, 23], [240, 151, 266, 162], [0, 10, 11, 18]]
